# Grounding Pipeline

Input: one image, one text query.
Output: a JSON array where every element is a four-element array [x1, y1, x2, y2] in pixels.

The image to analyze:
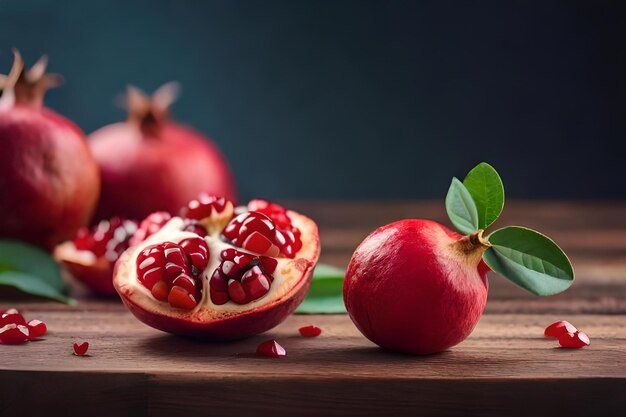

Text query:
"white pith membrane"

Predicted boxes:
[[54, 243, 105, 267], [114, 208, 319, 321]]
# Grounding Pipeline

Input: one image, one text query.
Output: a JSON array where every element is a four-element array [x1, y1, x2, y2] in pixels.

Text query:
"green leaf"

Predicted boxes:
[[0, 272, 76, 305], [483, 226, 574, 296], [445, 177, 479, 235], [463, 162, 504, 229], [0, 239, 73, 304], [296, 264, 346, 314], [0, 240, 66, 292]]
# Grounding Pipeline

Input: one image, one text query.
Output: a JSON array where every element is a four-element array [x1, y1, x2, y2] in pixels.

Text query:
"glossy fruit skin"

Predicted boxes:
[[0, 106, 100, 250], [344, 219, 490, 355], [89, 121, 236, 221]]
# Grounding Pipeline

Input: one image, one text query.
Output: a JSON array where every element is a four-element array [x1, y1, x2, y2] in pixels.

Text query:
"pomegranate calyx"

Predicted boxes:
[[454, 229, 491, 265], [0, 49, 62, 109], [124, 82, 179, 133]]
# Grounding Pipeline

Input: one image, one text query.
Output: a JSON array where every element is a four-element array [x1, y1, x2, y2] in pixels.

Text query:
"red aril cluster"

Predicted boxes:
[[209, 248, 278, 305], [136, 238, 209, 310], [544, 320, 590, 349], [0, 308, 47, 345], [129, 211, 172, 246], [222, 211, 302, 258], [74, 217, 138, 261]]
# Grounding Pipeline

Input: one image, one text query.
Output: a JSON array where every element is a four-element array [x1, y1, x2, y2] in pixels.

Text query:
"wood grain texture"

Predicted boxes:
[[1, 201, 625, 416]]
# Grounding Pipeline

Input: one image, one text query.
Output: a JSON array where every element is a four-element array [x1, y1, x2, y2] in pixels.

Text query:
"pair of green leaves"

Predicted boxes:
[[0, 240, 76, 304], [446, 163, 574, 296]]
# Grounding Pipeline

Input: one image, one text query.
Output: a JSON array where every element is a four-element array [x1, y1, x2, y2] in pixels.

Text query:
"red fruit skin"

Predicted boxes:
[[89, 121, 236, 221], [0, 106, 100, 250], [344, 219, 490, 355]]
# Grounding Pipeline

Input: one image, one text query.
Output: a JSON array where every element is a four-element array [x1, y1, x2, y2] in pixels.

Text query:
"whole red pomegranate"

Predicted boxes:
[[0, 50, 100, 250], [344, 220, 489, 355], [89, 83, 236, 221], [344, 163, 574, 355]]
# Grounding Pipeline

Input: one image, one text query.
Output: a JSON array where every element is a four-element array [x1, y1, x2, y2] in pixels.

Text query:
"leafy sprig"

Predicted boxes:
[[446, 162, 574, 296]]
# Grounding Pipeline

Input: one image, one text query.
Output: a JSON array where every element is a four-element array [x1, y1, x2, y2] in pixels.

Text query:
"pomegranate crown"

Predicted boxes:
[[0, 48, 63, 109], [445, 162, 574, 297], [119, 81, 180, 130]]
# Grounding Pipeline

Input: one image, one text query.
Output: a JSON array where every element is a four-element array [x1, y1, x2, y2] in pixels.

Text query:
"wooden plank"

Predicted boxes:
[[1, 311, 623, 378], [0, 311, 624, 416]]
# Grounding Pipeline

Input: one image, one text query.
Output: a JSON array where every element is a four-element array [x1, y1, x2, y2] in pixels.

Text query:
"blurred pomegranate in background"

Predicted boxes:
[[0, 50, 100, 250], [89, 82, 236, 221]]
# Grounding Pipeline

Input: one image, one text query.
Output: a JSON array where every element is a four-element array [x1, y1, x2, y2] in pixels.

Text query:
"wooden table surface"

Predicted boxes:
[[1, 201, 625, 416]]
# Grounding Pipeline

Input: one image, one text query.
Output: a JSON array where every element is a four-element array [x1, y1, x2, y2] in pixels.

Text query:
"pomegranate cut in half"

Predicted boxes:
[[55, 217, 138, 295], [114, 197, 319, 340]]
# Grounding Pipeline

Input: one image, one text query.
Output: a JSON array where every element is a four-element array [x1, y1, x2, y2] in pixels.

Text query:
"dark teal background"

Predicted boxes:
[[1, 1, 624, 200]]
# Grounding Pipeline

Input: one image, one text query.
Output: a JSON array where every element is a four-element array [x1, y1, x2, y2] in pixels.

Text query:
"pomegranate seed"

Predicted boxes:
[[256, 339, 286, 358], [241, 266, 271, 301], [183, 220, 208, 238], [151, 280, 170, 302], [558, 331, 590, 348], [27, 320, 47, 339], [0, 323, 30, 344], [209, 270, 229, 305], [299, 325, 322, 337], [181, 195, 230, 220], [242, 231, 280, 257], [227, 280, 248, 304], [73, 341, 89, 356], [179, 237, 210, 271], [129, 211, 172, 246], [210, 290, 230, 305], [168, 286, 198, 310], [544, 320, 577, 338], [0, 308, 26, 326], [172, 274, 197, 294]]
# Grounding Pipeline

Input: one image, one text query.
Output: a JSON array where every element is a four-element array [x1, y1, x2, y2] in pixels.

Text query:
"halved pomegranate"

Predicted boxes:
[[113, 197, 320, 340], [55, 217, 138, 295]]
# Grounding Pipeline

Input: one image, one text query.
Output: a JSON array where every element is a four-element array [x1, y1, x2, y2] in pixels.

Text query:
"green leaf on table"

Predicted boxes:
[[482, 226, 574, 296], [296, 264, 346, 314], [0, 272, 76, 304], [445, 177, 479, 235], [463, 162, 504, 229], [0, 239, 74, 304]]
